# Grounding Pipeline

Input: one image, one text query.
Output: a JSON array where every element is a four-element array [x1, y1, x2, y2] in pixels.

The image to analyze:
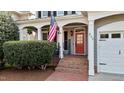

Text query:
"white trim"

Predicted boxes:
[[17, 15, 87, 25], [37, 28, 42, 40], [88, 20, 95, 76], [59, 26, 64, 58]]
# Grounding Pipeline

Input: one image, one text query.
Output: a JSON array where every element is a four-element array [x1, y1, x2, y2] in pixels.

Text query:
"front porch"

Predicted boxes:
[[20, 22, 88, 58], [62, 23, 87, 56]]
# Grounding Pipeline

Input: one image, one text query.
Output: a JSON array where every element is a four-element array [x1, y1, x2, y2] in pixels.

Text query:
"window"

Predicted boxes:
[[48, 11, 51, 17], [76, 11, 81, 15], [43, 33, 48, 40], [100, 34, 109, 39], [42, 11, 48, 17], [67, 11, 72, 15], [64, 11, 68, 15], [64, 11, 76, 15], [72, 11, 76, 14], [112, 33, 121, 38], [64, 31, 68, 50], [38, 11, 41, 18], [41, 11, 76, 18], [53, 11, 57, 17], [65, 11, 76, 15], [57, 11, 64, 16]]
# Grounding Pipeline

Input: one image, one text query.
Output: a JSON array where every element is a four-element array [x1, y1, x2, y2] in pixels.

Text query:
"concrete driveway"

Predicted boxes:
[[88, 73, 124, 81]]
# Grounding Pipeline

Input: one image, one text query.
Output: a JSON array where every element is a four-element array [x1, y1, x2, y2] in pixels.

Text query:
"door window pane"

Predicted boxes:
[[77, 34, 83, 44]]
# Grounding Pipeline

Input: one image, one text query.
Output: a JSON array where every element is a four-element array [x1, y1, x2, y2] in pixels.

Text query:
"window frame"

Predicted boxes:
[[57, 11, 64, 16], [42, 11, 48, 18], [42, 32, 48, 40]]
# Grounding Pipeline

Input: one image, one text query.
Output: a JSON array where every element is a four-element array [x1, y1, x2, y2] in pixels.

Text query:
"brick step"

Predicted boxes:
[[58, 61, 83, 69], [57, 63, 83, 69], [55, 66, 83, 74], [60, 59, 84, 63]]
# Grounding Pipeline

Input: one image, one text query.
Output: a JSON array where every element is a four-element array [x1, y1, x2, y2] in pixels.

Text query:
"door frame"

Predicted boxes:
[[74, 28, 86, 55]]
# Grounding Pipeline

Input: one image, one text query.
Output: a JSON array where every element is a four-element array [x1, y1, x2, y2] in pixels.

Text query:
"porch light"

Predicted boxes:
[[57, 26, 61, 34]]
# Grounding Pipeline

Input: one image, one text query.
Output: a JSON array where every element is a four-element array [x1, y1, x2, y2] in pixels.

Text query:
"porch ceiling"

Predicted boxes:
[[63, 23, 87, 30]]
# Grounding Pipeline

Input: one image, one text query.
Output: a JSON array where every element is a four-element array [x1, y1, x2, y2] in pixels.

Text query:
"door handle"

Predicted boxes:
[[99, 63, 106, 65]]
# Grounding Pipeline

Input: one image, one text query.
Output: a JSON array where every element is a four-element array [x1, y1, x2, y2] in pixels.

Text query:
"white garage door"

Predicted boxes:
[[98, 32, 124, 74]]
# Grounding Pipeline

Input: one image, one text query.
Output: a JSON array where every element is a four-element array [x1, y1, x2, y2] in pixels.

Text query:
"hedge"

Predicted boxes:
[[0, 14, 19, 61], [3, 41, 56, 69]]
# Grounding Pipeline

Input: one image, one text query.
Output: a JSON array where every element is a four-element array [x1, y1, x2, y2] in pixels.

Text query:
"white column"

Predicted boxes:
[[37, 27, 42, 40], [88, 20, 95, 76], [19, 29, 23, 40], [59, 26, 64, 59], [41, 28, 43, 40], [56, 29, 59, 48], [35, 11, 38, 18]]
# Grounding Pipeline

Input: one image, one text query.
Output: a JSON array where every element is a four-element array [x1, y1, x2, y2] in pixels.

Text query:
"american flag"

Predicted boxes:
[[48, 13, 57, 42]]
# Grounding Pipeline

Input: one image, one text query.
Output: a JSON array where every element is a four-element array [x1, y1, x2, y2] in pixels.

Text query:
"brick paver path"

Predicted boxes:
[[46, 55, 88, 81]]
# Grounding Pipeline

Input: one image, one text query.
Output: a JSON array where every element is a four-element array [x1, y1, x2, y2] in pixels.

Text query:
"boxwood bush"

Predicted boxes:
[[0, 13, 19, 62], [3, 41, 56, 69]]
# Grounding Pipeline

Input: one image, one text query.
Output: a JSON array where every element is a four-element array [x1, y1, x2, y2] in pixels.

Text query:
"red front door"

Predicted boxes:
[[75, 33, 84, 54]]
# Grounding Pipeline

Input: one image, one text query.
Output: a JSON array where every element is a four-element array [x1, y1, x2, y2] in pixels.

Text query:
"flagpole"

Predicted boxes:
[[51, 11, 60, 55]]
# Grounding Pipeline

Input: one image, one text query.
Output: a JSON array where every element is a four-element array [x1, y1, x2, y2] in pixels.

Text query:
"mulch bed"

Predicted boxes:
[[0, 56, 60, 81], [0, 67, 55, 81]]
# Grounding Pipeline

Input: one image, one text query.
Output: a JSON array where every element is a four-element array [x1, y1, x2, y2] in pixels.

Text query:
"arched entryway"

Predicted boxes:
[[23, 26, 38, 40], [62, 22, 88, 55]]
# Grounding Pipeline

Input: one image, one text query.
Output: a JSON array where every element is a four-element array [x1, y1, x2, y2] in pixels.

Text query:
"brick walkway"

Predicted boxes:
[[46, 55, 88, 81]]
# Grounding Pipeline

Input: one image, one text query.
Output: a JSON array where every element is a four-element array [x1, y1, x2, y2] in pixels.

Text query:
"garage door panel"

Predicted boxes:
[[100, 65, 124, 74], [99, 62, 124, 74], [98, 61, 124, 67], [98, 33, 124, 74], [98, 59, 124, 73], [99, 57, 124, 63], [99, 49, 120, 58]]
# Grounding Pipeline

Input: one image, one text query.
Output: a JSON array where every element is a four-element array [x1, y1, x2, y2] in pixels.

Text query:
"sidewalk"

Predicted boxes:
[[46, 55, 88, 81]]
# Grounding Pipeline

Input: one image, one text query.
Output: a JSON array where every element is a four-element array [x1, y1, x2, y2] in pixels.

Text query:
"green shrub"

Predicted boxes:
[[3, 41, 56, 68], [0, 13, 19, 62]]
